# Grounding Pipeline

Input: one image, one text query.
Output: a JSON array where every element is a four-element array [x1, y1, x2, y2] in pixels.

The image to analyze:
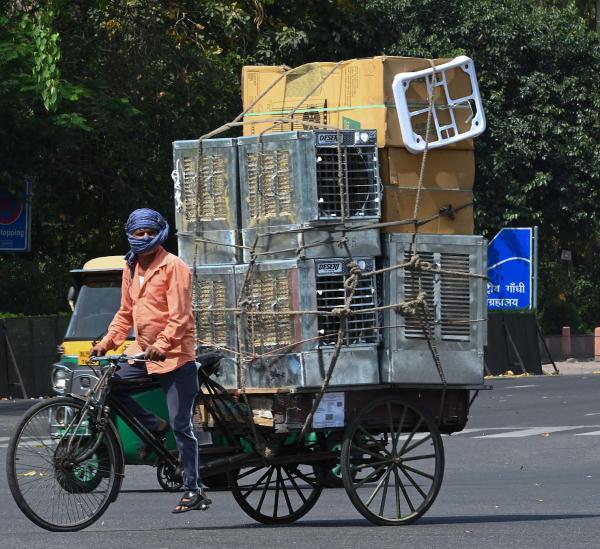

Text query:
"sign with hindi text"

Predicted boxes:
[[487, 227, 536, 310]]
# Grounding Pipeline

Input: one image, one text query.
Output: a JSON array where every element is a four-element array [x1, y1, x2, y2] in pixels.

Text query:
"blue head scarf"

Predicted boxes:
[[124, 208, 169, 277]]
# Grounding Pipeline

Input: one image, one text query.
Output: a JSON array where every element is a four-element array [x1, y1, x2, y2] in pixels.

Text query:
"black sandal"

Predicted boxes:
[[172, 490, 212, 514]]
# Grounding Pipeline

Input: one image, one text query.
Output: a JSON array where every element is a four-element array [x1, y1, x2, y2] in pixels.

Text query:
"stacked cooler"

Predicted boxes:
[[237, 130, 383, 388], [239, 57, 485, 387], [173, 130, 385, 389], [381, 233, 486, 385], [172, 138, 241, 388]]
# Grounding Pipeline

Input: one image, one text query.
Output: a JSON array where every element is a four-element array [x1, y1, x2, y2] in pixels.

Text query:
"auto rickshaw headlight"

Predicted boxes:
[[52, 368, 69, 393]]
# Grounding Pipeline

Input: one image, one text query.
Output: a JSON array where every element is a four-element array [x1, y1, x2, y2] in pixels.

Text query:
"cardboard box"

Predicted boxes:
[[241, 58, 474, 149], [379, 148, 475, 190], [382, 187, 474, 235]]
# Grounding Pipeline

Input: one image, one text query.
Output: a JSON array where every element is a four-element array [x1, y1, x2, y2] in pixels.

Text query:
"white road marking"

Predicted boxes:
[[397, 433, 429, 441], [473, 426, 587, 438], [584, 412, 600, 417], [503, 385, 540, 389], [575, 430, 600, 436], [452, 427, 516, 435]]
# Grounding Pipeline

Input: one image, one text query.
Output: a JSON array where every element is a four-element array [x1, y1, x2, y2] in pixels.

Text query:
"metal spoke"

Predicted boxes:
[[386, 402, 394, 449], [236, 466, 264, 482], [365, 466, 392, 508], [273, 467, 281, 519], [357, 425, 392, 456], [255, 467, 275, 513], [284, 466, 308, 504], [241, 467, 272, 499], [280, 467, 294, 515], [353, 462, 389, 489], [402, 433, 433, 456], [401, 463, 434, 481], [291, 468, 319, 489], [392, 466, 402, 518], [351, 442, 389, 461], [401, 453, 436, 462], [393, 405, 407, 448], [399, 417, 423, 455], [378, 465, 392, 516], [352, 458, 392, 471], [395, 465, 416, 513]]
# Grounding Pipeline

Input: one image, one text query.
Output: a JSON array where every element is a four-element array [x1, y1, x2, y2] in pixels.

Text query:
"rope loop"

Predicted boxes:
[[331, 306, 350, 318], [395, 291, 427, 317]]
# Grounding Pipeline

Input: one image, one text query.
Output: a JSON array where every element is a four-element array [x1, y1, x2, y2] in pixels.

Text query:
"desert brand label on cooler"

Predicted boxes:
[[316, 133, 338, 146], [316, 261, 344, 275]]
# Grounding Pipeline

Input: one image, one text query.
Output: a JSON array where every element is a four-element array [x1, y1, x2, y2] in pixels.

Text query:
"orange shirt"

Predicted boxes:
[[100, 246, 196, 374]]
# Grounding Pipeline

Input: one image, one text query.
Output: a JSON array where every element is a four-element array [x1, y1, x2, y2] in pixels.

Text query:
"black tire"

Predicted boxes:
[[156, 462, 184, 492], [6, 396, 123, 532], [228, 463, 322, 524], [341, 396, 444, 525]]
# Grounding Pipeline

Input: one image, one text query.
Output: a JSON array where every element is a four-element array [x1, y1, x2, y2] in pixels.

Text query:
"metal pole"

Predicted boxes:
[[533, 226, 539, 310], [2, 321, 28, 399]]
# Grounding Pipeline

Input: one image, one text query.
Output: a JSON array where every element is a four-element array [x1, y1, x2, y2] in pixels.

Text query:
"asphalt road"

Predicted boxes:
[[1, 373, 599, 549]]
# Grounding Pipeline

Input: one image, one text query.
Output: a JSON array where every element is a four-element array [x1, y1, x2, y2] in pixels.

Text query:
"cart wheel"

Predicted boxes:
[[157, 462, 183, 492], [341, 396, 444, 525], [228, 463, 323, 524]]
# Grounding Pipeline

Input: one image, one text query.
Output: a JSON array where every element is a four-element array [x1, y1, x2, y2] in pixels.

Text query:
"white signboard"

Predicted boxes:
[[312, 392, 345, 429]]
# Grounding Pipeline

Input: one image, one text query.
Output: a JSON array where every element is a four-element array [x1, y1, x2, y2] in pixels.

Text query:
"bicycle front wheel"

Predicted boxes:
[[6, 396, 123, 532]]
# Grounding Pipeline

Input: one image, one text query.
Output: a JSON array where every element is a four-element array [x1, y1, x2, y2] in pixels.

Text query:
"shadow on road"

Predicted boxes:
[[101, 513, 600, 532]]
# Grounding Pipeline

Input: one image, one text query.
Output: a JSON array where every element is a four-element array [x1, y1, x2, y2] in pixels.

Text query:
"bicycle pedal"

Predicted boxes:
[[199, 498, 211, 510]]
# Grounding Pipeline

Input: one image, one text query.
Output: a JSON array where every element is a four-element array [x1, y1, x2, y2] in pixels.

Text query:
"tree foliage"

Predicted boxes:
[[0, 0, 598, 332]]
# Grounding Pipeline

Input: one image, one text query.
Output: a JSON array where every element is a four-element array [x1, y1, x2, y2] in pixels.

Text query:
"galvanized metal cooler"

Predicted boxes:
[[237, 130, 381, 261], [192, 257, 381, 389], [381, 233, 487, 385], [172, 138, 241, 264]]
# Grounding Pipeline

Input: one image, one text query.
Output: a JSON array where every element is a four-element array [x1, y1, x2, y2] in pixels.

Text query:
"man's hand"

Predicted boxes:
[[145, 345, 166, 362], [90, 343, 108, 357]]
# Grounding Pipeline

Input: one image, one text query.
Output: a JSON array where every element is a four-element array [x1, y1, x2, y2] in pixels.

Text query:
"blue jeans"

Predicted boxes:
[[113, 360, 200, 491]]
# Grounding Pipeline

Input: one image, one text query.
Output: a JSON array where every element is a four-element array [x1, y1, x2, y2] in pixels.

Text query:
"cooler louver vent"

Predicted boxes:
[[440, 253, 470, 341], [193, 279, 229, 347], [402, 252, 472, 342], [182, 153, 228, 222], [246, 150, 292, 219], [247, 272, 293, 351]]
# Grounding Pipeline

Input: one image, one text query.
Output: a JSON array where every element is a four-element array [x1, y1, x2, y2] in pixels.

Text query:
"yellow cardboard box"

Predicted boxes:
[[382, 187, 474, 235], [241, 57, 474, 149], [379, 148, 475, 190]]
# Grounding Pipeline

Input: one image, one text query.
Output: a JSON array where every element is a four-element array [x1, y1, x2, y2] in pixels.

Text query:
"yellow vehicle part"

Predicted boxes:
[[63, 340, 132, 366]]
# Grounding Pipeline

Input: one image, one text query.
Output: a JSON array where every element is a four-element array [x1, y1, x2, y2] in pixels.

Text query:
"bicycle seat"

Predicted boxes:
[[196, 352, 222, 376]]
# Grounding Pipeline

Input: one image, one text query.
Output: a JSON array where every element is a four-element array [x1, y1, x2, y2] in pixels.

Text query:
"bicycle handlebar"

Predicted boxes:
[[88, 352, 147, 364]]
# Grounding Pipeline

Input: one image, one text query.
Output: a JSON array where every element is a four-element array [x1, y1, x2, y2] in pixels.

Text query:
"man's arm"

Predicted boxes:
[[95, 269, 134, 353], [152, 260, 193, 356]]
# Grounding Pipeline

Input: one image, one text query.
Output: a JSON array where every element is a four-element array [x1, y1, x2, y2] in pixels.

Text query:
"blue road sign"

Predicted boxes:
[[0, 181, 32, 252], [487, 227, 535, 310]]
